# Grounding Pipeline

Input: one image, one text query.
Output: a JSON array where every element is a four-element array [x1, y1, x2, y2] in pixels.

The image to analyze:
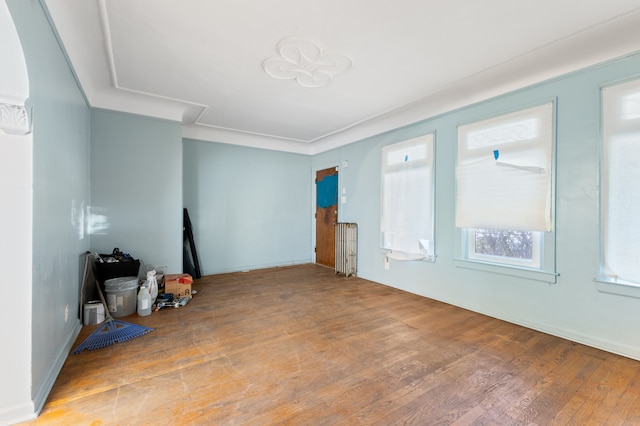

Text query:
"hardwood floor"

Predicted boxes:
[[20, 264, 640, 425]]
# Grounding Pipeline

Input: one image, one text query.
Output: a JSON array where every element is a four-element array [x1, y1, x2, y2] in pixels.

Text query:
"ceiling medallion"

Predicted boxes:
[[263, 37, 352, 88]]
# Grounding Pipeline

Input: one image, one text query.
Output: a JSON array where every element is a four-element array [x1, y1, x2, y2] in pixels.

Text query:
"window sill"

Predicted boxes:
[[454, 258, 558, 284], [594, 278, 640, 299]]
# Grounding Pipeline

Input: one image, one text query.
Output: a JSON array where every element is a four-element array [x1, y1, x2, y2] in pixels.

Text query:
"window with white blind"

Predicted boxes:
[[381, 134, 435, 261], [600, 78, 640, 288], [456, 103, 555, 274]]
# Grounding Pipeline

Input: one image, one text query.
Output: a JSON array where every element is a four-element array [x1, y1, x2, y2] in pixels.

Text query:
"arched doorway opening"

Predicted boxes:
[[0, 0, 34, 423]]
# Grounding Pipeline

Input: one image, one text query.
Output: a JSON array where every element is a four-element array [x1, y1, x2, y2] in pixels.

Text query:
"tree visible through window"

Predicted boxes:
[[474, 229, 533, 259]]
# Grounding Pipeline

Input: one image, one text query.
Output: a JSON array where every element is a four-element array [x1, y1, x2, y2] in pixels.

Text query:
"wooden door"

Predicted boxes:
[[315, 167, 338, 268]]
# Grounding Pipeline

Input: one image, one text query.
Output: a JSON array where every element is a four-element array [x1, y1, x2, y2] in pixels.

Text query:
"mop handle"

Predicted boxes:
[[95, 278, 115, 323]]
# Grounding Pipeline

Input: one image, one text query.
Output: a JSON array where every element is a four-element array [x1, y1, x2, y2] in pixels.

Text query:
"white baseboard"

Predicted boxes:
[[204, 259, 313, 275], [0, 401, 35, 426], [495, 314, 640, 362], [0, 320, 80, 426], [357, 271, 640, 362], [32, 320, 82, 416]]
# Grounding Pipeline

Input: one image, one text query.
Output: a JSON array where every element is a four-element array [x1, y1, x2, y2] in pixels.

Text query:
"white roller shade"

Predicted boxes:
[[602, 78, 640, 284], [456, 103, 554, 232], [381, 134, 434, 259]]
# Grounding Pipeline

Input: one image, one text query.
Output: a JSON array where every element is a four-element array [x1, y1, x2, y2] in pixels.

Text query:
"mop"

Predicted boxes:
[[72, 254, 153, 354]]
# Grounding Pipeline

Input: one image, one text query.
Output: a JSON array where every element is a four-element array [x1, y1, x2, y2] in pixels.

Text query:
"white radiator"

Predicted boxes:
[[335, 222, 357, 277]]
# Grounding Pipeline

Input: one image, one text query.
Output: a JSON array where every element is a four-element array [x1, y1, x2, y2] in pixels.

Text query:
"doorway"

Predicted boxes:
[[315, 166, 338, 268]]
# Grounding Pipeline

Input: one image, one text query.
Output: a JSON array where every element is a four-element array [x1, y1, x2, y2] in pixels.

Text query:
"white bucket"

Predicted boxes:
[[83, 300, 105, 325], [104, 277, 138, 317]]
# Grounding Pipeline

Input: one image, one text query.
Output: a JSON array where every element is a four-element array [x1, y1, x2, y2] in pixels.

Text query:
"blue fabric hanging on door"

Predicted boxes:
[[317, 174, 338, 208]]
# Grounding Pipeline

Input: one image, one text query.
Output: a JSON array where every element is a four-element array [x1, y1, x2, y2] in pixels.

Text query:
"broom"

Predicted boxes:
[[72, 255, 153, 354]]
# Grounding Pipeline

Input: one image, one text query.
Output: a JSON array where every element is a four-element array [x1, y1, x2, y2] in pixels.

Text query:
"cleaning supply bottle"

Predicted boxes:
[[137, 283, 152, 316], [146, 270, 158, 304]]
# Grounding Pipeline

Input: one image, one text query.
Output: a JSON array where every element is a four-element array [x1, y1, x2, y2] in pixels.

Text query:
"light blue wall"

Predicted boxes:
[[313, 52, 640, 360], [183, 139, 312, 274], [90, 110, 183, 273], [5, 0, 92, 420]]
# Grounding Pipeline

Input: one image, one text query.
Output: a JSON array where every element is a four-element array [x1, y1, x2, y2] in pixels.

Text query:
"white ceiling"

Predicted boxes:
[[43, 0, 640, 154]]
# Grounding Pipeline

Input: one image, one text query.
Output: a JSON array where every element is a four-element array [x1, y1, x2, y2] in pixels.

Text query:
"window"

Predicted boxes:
[[600, 78, 640, 287], [467, 228, 542, 269], [381, 134, 435, 261], [456, 103, 554, 272]]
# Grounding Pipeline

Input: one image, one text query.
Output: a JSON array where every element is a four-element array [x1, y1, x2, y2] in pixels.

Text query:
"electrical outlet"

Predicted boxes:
[[65, 304, 69, 322]]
